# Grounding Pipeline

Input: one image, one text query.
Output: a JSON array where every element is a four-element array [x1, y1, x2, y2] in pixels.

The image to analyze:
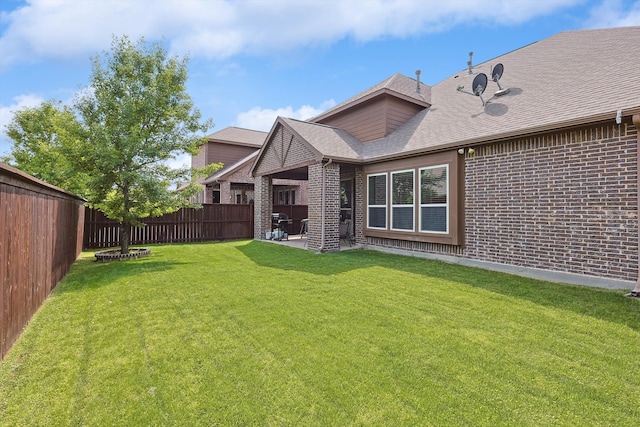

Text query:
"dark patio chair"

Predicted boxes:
[[339, 219, 354, 247]]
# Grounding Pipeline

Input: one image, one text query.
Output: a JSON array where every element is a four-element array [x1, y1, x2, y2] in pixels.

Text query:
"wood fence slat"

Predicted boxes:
[[82, 204, 306, 248], [83, 205, 256, 248], [1, 164, 84, 360]]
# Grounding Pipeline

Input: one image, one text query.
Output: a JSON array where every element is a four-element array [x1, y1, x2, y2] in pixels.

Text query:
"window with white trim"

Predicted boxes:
[[419, 165, 448, 233], [367, 173, 387, 229], [391, 170, 415, 231]]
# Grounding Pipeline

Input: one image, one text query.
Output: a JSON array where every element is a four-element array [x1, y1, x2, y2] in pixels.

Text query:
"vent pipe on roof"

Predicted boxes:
[[467, 51, 474, 74], [415, 70, 421, 94]]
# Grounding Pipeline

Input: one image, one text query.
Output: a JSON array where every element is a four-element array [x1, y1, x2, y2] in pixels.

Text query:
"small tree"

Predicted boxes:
[[73, 36, 216, 253]]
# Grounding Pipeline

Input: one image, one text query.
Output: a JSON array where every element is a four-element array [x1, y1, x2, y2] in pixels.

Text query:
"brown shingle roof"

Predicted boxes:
[[206, 126, 267, 147], [281, 117, 364, 161], [363, 26, 640, 160], [256, 27, 640, 170]]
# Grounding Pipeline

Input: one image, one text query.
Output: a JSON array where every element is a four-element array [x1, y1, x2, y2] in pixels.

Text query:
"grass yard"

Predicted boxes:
[[1, 240, 639, 426]]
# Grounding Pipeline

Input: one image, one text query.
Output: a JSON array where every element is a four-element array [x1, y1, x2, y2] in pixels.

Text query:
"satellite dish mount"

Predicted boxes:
[[457, 73, 489, 107]]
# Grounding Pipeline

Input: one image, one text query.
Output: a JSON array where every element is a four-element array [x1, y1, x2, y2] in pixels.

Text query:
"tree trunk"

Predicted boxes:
[[121, 185, 130, 254], [120, 224, 130, 254]]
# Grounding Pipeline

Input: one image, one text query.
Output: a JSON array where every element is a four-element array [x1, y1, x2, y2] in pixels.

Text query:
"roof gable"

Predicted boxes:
[[252, 118, 324, 177], [311, 73, 431, 124]]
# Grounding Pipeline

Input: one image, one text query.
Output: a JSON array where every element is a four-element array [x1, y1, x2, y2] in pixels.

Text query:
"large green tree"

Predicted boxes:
[[73, 36, 216, 253], [5, 36, 218, 254]]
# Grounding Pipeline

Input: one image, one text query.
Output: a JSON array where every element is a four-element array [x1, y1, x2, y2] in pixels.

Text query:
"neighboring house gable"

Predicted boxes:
[[194, 125, 308, 205], [193, 126, 266, 172]]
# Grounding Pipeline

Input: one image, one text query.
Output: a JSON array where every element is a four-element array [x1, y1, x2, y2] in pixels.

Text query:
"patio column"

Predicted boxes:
[[308, 161, 340, 252], [219, 181, 231, 204], [254, 175, 273, 240], [354, 166, 365, 244]]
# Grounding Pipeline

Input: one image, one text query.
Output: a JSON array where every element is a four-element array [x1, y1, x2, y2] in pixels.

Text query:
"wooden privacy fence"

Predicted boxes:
[[84, 204, 308, 249], [1, 163, 85, 361], [84, 205, 255, 248]]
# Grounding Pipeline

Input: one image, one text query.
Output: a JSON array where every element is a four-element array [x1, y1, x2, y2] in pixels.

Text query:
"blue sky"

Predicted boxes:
[[1, 0, 639, 168]]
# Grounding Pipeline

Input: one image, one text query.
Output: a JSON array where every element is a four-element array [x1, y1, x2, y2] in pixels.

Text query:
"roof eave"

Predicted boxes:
[[364, 107, 640, 164]]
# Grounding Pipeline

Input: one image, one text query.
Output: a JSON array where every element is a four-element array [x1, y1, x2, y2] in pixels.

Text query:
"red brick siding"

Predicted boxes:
[[307, 163, 323, 250], [464, 122, 638, 281], [307, 162, 341, 252], [354, 167, 365, 243], [254, 176, 272, 239]]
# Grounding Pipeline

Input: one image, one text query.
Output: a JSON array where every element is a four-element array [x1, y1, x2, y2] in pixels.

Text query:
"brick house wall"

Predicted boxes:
[[209, 145, 308, 205], [273, 179, 308, 205], [307, 162, 341, 252], [360, 120, 638, 283], [354, 167, 365, 244], [219, 181, 231, 204], [254, 176, 272, 239], [465, 121, 638, 282]]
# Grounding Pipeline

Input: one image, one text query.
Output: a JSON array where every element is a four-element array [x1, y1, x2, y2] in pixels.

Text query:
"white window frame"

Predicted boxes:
[[390, 169, 415, 232], [367, 173, 387, 230], [419, 164, 449, 234]]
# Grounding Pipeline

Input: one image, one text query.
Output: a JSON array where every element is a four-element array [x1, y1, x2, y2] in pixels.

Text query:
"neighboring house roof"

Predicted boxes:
[[254, 26, 640, 172], [206, 126, 267, 147], [203, 151, 258, 184]]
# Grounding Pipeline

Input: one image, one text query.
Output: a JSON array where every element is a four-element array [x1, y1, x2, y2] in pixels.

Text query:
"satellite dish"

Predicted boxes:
[[456, 72, 489, 107], [491, 63, 504, 81], [491, 63, 510, 96], [472, 73, 488, 96]]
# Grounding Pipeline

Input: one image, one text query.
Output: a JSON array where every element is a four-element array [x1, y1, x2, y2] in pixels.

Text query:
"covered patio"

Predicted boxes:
[[265, 233, 358, 251], [251, 117, 363, 252]]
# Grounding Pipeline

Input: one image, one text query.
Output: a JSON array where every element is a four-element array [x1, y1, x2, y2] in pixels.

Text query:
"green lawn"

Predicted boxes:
[[1, 241, 639, 426]]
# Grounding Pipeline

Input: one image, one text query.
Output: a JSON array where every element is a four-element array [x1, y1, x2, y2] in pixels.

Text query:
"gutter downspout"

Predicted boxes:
[[319, 158, 333, 252], [633, 114, 640, 294]]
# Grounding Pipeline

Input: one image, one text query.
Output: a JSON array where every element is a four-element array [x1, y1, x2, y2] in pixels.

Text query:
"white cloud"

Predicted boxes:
[[166, 152, 192, 171], [584, 0, 640, 28], [0, 0, 587, 70], [234, 100, 337, 131], [0, 93, 44, 131]]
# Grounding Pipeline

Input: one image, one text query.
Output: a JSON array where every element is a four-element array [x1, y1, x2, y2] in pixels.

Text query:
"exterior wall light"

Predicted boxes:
[[458, 148, 476, 155]]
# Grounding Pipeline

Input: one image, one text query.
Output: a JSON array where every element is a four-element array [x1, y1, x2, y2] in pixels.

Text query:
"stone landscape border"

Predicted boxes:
[[94, 248, 151, 262]]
